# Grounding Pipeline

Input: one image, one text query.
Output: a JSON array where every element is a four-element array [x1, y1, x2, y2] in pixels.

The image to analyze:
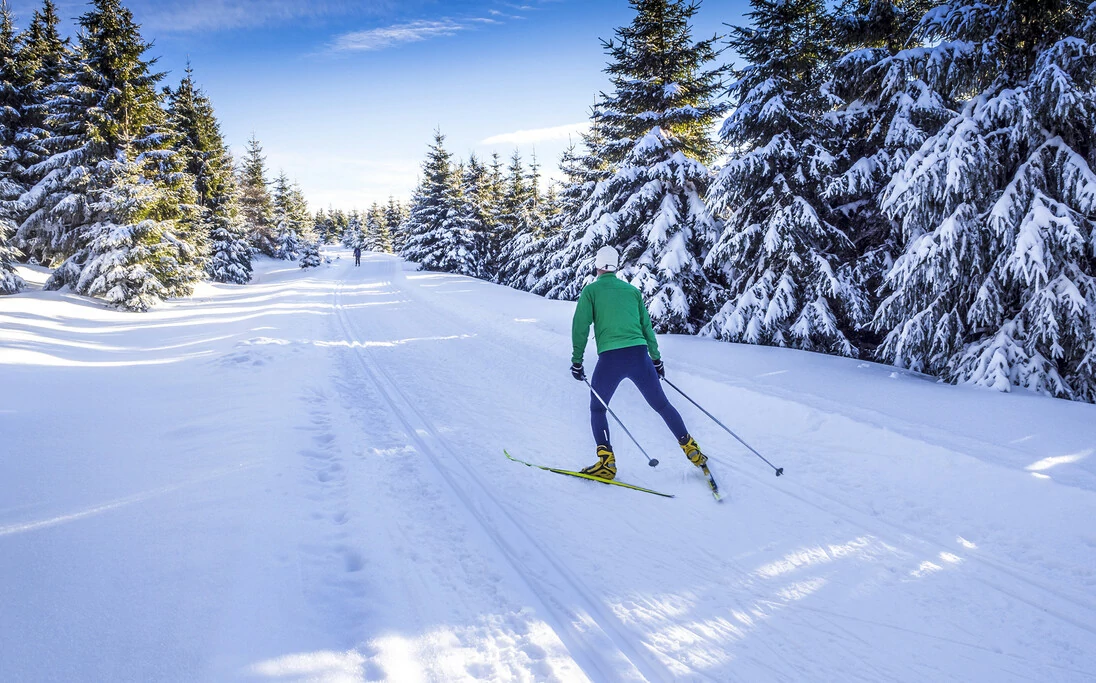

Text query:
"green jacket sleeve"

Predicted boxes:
[[638, 291, 660, 361], [571, 287, 594, 364]]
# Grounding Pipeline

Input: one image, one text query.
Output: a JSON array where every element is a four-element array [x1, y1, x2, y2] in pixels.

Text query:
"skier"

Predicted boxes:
[[571, 246, 707, 480], [353, 246, 361, 266]]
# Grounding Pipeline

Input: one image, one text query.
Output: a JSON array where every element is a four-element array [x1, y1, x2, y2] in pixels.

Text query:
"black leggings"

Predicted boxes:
[[590, 345, 688, 448]]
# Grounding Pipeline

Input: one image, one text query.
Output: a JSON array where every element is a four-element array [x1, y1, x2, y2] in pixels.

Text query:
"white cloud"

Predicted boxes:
[[481, 122, 591, 146], [330, 19, 469, 52]]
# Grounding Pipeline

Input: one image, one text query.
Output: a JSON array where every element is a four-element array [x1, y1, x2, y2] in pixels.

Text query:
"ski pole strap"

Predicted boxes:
[[662, 378, 784, 476], [585, 379, 659, 467]]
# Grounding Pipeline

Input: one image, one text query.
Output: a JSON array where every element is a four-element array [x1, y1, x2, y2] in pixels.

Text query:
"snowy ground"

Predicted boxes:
[[2, 249, 1095, 682]]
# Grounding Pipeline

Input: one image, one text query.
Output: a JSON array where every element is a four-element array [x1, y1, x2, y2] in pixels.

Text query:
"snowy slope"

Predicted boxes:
[[2, 250, 1095, 682]]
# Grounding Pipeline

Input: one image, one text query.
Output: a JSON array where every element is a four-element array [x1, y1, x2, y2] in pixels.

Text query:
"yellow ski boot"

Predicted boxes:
[[679, 435, 708, 467], [580, 445, 617, 480]]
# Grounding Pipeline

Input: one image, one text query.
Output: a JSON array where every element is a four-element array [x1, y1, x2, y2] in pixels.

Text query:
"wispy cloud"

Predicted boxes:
[[330, 16, 502, 52], [481, 122, 591, 146]]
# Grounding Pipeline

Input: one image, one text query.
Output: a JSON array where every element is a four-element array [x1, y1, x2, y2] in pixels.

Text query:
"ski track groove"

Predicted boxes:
[[333, 274, 693, 683]]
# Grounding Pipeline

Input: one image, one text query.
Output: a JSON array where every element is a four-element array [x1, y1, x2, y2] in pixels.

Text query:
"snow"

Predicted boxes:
[[2, 250, 1096, 681]]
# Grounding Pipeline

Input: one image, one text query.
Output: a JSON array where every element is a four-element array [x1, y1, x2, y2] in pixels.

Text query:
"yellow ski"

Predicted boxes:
[[504, 450, 674, 498]]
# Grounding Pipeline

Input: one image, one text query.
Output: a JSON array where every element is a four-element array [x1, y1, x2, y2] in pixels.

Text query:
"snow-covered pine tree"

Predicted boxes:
[[366, 201, 391, 253], [876, 0, 1096, 401], [384, 196, 406, 252], [0, 3, 26, 293], [10, 0, 70, 264], [496, 152, 547, 290], [271, 171, 300, 260], [490, 150, 529, 281], [28, 0, 205, 308], [238, 134, 275, 255], [298, 239, 321, 268], [400, 130, 467, 273], [571, 0, 728, 333], [342, 213, 365, 250], [824, 0, 949, 349], [536, 131, 613, 300], [166, 68, 251, 283], [704, 0, 868, 353]]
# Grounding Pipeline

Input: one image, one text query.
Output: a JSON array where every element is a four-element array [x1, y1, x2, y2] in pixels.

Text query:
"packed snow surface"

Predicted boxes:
[[2, 250, 1095, 682]]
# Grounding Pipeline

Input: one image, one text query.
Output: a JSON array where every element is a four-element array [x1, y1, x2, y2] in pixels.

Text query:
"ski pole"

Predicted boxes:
[[661, 377, 784, 476], [585, 379, 659, 467]]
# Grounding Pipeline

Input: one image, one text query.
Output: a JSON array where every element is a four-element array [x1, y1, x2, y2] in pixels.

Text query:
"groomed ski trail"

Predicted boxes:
[[330, 252, 1096, 682], [333, 264, 691, 683]]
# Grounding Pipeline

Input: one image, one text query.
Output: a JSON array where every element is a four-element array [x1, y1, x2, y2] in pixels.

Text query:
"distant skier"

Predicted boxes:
[[353, 246, 361, 266], [570, 246, 707, 479]]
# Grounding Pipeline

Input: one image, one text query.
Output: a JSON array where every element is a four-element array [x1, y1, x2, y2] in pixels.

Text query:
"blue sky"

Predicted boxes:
[[11, 0, 747, 210]]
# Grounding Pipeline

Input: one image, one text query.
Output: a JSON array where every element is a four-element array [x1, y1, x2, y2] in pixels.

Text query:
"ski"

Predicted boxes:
[[700, 464, 722, 502], [504, 450, 674, 498]]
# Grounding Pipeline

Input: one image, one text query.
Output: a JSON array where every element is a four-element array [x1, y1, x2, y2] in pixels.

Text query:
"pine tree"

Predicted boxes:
[[571, 0, 728, 333], [384, 196, 406, 252], [400, 130, 463, 272], [875, 0, 1096, 401], [298, 239, 321, 268], [824, 0, 948, 350], [238, 133, 274, 255], [366, 201, 391, 253], [536, 131, 613, 300], [166, 71, 251, 284], [27, 0, 203, 308], [704, 0, 868, 353], [271, 171, 300, 260], [10, 0, 70, 263], [0, 3, 26, 292], [491, 150, 529, 280], [342, 213, 365, 250], [497, 151, 547, 290]]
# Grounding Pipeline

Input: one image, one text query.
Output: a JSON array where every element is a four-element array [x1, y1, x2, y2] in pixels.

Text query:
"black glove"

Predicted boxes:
[[571, 362, 586, 381], [653, 359, 665, 379]]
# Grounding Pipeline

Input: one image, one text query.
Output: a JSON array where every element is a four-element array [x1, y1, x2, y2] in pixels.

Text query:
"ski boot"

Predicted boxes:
[[581, 444, 617, 480], [679, 435, 708, 468]]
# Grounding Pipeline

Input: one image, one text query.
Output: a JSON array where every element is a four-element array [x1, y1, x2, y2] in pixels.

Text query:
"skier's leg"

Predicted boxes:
[[589, 348, 627, 447], [626, 346, 689, 441]]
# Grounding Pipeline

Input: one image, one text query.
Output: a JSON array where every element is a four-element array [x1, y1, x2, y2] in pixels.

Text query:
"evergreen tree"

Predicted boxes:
[[11, 0, 70, 262], [342, 213, 365, 250], [536, 131, 613, 300], [271, 171, 300, 260], [875, 0, 1096, 400], [704, 0, 868, 352], [400, 130, 466, 272], [497, 151, 547, 290], [572, 0, 728, 332], [824, 0, 949, 349], [298, 239, 321, 268], [491, 150, 529, 279], [383, 196, 405, 252], [0, 3, 25, 292], [27, 0, 203, 308], [238, 133, 274, 255], [366, 201, 392, 253], [205, 150, 251, 284], [165, 64, 251, 284]]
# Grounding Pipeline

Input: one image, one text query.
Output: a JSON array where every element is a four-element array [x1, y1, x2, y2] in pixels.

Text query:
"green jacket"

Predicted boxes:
[[571, 273, 660, 364]]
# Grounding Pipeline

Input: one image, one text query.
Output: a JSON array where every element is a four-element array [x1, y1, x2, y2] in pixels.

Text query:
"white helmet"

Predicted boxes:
[[594, 246, 619, 272]]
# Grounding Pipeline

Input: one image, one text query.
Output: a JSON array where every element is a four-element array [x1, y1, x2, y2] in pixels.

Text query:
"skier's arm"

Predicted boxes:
[[571, 289, 593, 364], [639, 294, 660, 361]]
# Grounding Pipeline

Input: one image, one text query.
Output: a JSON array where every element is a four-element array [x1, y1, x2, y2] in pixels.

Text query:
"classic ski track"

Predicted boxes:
[[381, 262, 1096, 669], [333, 276, 693, 683]]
